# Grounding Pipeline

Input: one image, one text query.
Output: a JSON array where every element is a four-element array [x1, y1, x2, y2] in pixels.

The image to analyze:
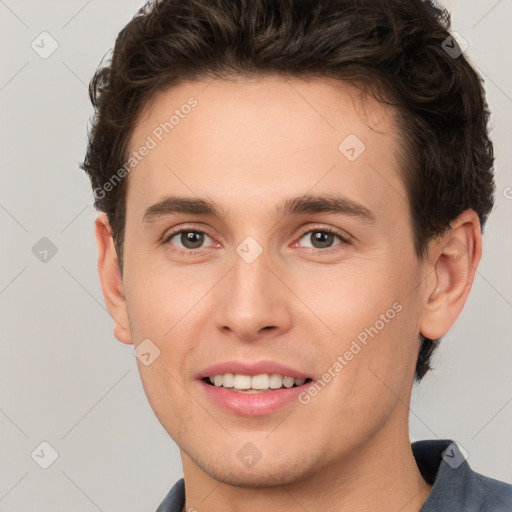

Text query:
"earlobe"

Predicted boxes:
[[419, 210, 482, 340], [95, 213, 133, 345]]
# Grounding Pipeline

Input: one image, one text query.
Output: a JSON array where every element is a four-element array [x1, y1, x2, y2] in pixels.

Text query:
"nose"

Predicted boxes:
[[213, 246, 293, 342]]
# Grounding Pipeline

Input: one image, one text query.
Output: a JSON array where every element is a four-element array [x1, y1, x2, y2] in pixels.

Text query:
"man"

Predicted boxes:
[[81, 0, 512, 510]]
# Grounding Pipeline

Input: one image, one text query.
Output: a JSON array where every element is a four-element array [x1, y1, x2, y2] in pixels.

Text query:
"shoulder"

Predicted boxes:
[[155, 478, 185, 512], [464, 468, 512, 511], [413, 439, 512, 512]]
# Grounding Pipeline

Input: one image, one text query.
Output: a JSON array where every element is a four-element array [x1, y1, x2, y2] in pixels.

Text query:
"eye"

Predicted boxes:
[[163, 225, 350, 256], [295, 227, 349, 251], [165, 229, 216, 253]]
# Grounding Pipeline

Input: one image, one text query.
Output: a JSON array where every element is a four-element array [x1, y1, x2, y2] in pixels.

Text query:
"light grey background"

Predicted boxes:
[[0, 0, 510, 510]]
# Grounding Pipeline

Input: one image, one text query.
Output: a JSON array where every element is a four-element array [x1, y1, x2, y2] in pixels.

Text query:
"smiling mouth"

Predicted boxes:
[[202, 374, 313, 393]]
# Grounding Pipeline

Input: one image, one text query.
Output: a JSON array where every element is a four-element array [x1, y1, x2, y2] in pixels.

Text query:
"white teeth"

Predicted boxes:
[[251, 374, 270, 389], [207, 373, 308, 390], [223, 373, 234, 388], [233, 374, 252, 390], [269, 373, 284, 389], [283, 376, 295, 388]]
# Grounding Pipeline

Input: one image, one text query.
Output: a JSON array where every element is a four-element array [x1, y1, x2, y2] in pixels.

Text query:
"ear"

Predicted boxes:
[[95, 213, 133, 345], [419, 210, 482, 340]]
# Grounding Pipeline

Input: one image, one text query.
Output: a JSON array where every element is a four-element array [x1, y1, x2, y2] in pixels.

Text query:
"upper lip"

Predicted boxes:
[[196, 360, 311, 380]]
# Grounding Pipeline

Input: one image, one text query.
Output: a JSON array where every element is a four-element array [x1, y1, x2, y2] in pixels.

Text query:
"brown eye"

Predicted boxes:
[[165, 230, 214, 252], [309, 231, 336, 249], [297, 228, 348, 250]]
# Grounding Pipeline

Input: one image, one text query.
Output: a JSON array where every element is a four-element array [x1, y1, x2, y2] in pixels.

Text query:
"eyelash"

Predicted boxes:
[[163, 225, 350, 256]]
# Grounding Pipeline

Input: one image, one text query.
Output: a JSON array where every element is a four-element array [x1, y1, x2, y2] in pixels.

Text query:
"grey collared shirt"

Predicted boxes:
[[155, 439, 512, 511]]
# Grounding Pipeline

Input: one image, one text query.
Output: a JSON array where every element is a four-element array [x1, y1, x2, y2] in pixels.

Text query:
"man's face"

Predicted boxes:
[[120, 76, 427, 486]]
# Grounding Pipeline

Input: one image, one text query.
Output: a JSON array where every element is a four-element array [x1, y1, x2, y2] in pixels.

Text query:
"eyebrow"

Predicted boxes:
[[142, 194, 376, 224]]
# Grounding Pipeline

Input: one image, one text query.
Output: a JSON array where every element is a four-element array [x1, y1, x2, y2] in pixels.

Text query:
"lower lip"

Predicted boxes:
[[198, 380, 308, 416]]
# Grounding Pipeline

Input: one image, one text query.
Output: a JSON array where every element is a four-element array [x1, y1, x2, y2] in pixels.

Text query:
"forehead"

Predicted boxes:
[[125, 76, 407, 224]]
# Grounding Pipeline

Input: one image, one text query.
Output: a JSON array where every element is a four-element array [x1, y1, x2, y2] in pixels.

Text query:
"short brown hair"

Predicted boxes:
[[80, 0, 495, 380]]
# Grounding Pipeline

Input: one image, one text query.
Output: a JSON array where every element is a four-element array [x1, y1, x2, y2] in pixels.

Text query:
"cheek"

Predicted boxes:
[[123, 255, 206, 340], [297, 259, 420, 410], [298, 309, 418, 448], [122, 260, 209, 419], [132, 339, 197, 442], [290, 255, 405, 339]]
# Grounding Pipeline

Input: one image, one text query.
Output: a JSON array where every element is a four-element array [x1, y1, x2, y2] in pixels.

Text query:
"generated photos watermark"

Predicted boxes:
[[93, 97, 198, 200], [298, 301, 403, 405]]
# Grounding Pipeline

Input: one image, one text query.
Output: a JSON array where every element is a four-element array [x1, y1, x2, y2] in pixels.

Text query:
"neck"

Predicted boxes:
[[180, 415, 432, 512]]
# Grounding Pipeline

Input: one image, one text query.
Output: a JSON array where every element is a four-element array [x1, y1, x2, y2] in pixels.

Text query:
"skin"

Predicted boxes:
[[95, 76, 481, 511]]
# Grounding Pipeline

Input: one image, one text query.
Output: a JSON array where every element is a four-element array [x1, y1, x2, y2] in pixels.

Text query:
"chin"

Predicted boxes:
[[188, 448, 317, 489]]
